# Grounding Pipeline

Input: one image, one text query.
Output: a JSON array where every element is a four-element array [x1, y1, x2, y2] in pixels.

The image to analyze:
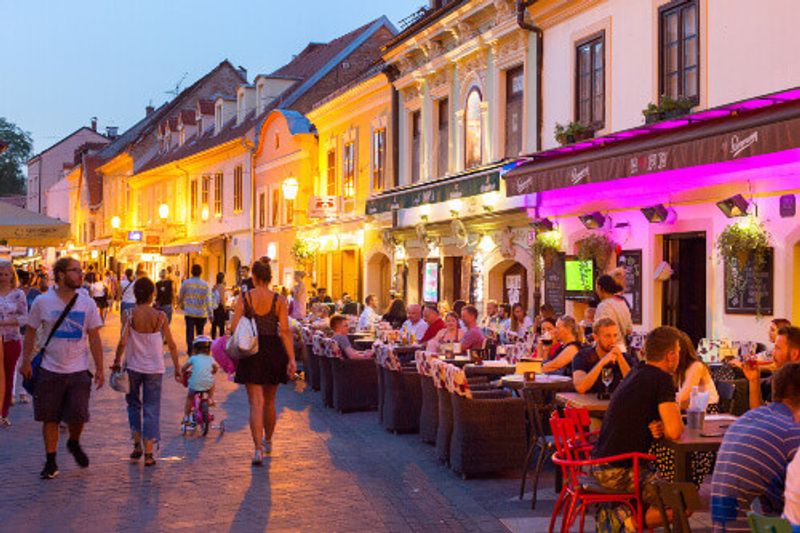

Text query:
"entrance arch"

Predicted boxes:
[[482, 242, 535, 312], [487, 260, 528, 309], [367, 252, 392, 307]]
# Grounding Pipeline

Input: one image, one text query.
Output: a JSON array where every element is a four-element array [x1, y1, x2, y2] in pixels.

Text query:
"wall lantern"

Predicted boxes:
[[111, 215, 121, 229], [158, 203, 169, 220], [716, 194, 750, 218], [578, 211, 606, 229], [478, 234, 495, 254], [640, 204, 676, 224], [530, 217, 555, 232], [201, 206, 210, 221], [282, 176, 299, 201]]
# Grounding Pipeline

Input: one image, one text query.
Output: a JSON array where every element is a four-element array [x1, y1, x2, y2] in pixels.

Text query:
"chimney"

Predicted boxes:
[[91, 117, 98, 131], [146, 105, 154, 116], [106, 126, 119, 139], [238, 65, 248, 81]]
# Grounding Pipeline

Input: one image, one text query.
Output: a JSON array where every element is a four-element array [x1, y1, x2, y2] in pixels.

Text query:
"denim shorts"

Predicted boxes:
[[33, 367, 92, 424]]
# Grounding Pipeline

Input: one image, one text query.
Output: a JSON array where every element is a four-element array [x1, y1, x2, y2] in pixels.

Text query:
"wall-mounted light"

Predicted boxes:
[[449, 198, 463, 218], [420, 214, 429, 222], [530, 217, 555, 232], [111, 216, 121, 229], [478, 234, 494, 254], [201, 206, 210, 221], [716, 194, 750, 218], [578, 211, 606, 229], [640, 204, 676, 224], [282, 176, 299, 201], [158, 203, 169, 220]]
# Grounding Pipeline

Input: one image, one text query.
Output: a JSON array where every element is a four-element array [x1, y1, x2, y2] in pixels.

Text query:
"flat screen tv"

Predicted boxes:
[[564, 256, 594, 299]]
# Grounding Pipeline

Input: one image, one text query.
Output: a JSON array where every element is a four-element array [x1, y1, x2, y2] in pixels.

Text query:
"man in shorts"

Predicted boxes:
[[20, 257, 105, 479]]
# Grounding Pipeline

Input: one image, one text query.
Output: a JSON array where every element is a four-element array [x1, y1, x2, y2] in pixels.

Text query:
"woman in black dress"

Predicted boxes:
[[230, 260, 296, 465]]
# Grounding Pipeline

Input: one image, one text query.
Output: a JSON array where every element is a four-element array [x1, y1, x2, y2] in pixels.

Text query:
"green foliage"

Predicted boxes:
[[531, 230, 562, 278], [290, 237, 319, 270], [642, 95, 694, 121], [0, 117, 32, 197], [576, 233, 617, 271], [554, 121, 593, 146], [716, 216, 772, 316]]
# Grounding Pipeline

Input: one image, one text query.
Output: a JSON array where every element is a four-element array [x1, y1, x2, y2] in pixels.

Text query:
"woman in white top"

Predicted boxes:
[[594, 274, 633, 340], [290, 271, 307, 320], [508, 303, 533, 339], [0, 261, 27, 426], [675, 330, 719, 409], [427, 312, 465, 354], [112, 277, 180, 466]]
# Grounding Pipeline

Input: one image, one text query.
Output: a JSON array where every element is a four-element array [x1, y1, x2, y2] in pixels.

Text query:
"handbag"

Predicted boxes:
[[22, 293, 79, 395], [109, 365, 130, 394], [226, 291, 258, 360]]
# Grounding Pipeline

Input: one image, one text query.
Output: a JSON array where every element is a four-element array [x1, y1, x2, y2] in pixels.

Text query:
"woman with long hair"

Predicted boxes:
[[0, 261, 27, 426], [382, 298, 407, 330], [230, 260, 296, 465], [541, 316, 584, 375], [211, 272, 227, 339], [427, 311, 466, 353], [508, 303, 533, 338]]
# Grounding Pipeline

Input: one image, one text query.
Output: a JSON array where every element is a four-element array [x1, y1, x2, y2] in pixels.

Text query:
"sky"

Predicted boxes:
[[0, 0, 422, 155]]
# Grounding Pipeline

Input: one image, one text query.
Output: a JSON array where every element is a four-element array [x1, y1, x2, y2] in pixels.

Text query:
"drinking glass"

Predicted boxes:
[[601, 367, 614, 396]]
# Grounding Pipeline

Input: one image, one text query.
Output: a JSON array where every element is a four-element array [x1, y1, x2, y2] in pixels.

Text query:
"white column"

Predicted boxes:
[[398, 104, 408, 186], [451, 62, 462, 173], [524, 32, 539, 153], [421, 80, 434, 182], [486, 47, 502, 162]]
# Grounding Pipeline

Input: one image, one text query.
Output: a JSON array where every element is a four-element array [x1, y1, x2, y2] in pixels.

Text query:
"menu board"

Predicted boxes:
[[423, 261, 440, 303], [617, 250, 643, 324], [543, 252, 566, 315], [724, 248, 774, 315]]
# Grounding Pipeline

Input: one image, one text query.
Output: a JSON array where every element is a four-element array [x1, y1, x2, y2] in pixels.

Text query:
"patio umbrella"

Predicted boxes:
[[0, 201, 70, 246]]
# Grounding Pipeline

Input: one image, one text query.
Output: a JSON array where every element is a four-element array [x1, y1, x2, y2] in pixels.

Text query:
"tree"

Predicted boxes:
[[0, 117, 33, 196]]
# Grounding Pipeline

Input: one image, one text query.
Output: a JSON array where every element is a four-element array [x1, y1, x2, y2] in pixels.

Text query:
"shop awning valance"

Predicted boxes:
[[116, 244, 143, 258], [0, 201, 70, 246], [504, 87, 800, 196], [161, 234, 220, 256], [365, 163, 504, 215], [87, 237, 113, 248]]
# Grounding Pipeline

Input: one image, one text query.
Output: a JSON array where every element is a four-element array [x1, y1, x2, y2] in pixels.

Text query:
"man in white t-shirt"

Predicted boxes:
[[119, 268, 137, 318], [357, 294, 380, 331], [401, 304, 428, 341], [21, 257, 104, 480]]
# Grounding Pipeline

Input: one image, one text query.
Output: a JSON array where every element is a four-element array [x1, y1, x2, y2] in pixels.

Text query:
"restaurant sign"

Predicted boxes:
[[308, 196, 339, 218], [365, 170, 500, 215], [127, 230, 143, 242]]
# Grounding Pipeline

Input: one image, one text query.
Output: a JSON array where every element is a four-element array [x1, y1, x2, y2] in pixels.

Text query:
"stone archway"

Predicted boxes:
[[366, 252, 392, 308], [482, 242, 535, 312]]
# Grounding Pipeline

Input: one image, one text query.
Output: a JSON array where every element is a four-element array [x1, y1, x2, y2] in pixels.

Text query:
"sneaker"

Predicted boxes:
[[40, 461, 59, 480], [130, 443, 143, 460], [66, 440, 89, 468], [144, 453, 156, 467], [263, 440, 272, 454], [252, 449, 263, 466]]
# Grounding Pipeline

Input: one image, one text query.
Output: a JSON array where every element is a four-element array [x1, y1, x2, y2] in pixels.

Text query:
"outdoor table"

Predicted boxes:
[[464, 361, 516, 377], [392, 344, 424, 364], [439, 356, 472, 367], [662, 414, 735, 483], [353, 338, 377, 350], [555, 392, 611, 416]]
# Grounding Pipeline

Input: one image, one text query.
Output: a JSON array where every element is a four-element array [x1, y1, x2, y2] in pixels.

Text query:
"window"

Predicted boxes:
[[201, 175, 210, 208], [285, 199, 294, 225], [233, 165, 243, 213], [411, 110, 421, 183], [274, 132, 280, 150], [372, 128, 386, 192], [659, 0, 699, 103], [214, 172, 223, 218], [464, 88, 482, 169], [437, 98, 449, 177], [271, 188, 280, 227], [505, 66, 525, 157], [258, 192, 266, 228], [190, 179, 198, 220], [343, 142, 355, 199], [327, 149, 336, 196], [576, 34, 604, 128]]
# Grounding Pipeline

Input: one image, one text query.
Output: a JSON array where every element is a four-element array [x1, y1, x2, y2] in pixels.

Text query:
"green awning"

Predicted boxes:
[[365, 166, 502, 215]]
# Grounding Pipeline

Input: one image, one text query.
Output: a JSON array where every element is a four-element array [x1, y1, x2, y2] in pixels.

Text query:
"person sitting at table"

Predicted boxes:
[[535, 317, 559, 360], [580, 307, 597, 342], [401, 304, 427, 342], [460, 305, 485, 352], [764, 318, 792, 357], [590, 326, 684, 531], [497, 304, 511, 339], [427, 312, 464, 354], [480, 300, 501, 331], [744, 325, 800, 410], [541, 316, 583, 376], [572, 318, 635, 394], [453, 300, 467, 331], [357, 294, 380, 331], [311, 304, 331, 330], [330, 315, 371, 359], [508, 303, 533, 340], [419, 304, 444, 345], [712, 362, 800, 532], [382, 297, 407, 330], [533, 303, 556, 334]]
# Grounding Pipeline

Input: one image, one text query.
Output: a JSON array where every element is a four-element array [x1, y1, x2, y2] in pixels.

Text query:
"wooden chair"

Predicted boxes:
[[653, 481, 701, 533]]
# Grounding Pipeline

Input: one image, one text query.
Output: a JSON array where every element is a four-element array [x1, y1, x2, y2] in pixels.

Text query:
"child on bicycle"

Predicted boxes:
[[181, 335, 219, 426]]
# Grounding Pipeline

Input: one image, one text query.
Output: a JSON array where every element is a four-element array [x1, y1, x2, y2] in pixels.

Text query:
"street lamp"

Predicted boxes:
[[111, 215, 121, 229], [282, 176, 299, 201], [158, 203, 169, 220]]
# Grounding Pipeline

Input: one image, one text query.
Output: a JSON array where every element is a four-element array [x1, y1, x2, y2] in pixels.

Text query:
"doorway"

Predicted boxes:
[[662, 232, 706, 346]]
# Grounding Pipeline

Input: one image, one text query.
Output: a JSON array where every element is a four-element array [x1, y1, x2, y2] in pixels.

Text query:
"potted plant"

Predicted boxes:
[[531, 229, 562, 278], [290, 237, 319, 273], [642, 95, 695, 124], [554, 121, 595, 146], [716, 215, 772, 315], [576, 233, 618, 272]]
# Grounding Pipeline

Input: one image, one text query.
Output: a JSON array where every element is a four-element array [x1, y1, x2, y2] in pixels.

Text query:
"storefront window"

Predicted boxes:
[[464, 88, 482, 169]]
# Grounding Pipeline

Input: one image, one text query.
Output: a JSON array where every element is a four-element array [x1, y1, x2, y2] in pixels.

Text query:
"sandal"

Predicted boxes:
[[130, 443, 143, 460], [144, 453, 156, 467]]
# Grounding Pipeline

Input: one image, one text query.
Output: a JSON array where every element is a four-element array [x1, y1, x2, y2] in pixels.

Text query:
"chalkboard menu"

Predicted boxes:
[[544, 252, 566, 315], [617, 250, 643, 324], [724, 248, 774, 315]]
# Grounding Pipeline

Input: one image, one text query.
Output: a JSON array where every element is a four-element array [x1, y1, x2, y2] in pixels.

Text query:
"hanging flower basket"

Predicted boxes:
[[716, 216, 771, 315], [531, 230, 562, 278], [290, 237, 319, 272], [576, 233, 617, 272]]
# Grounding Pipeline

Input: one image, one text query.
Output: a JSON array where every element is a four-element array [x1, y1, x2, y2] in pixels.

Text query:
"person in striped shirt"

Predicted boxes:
[[711, 362, 800, 532], [178, 264, 213, 355]]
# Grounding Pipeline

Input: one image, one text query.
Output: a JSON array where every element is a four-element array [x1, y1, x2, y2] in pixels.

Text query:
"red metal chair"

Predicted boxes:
[[548, 413, 655, 533]]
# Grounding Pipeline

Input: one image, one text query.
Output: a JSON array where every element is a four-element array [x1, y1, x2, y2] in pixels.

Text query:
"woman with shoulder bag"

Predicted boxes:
[[230, 260, 296, 465], [112, 277, 180, 466]]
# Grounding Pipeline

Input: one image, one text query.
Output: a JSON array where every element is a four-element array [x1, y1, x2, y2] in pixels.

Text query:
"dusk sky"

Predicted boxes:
[[0, 0, 422, 156]]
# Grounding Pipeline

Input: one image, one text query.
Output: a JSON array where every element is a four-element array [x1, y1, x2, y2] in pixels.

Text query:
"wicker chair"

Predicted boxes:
[[306, 343, 320, 391], [376, 345, 421, 432], [317, 338, 335, 408], [331, 357, 379, 413], [415, 351, 438, 444]]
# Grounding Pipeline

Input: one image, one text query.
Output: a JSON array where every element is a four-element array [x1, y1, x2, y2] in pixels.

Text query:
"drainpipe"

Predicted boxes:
[[516, 0, 543, 151], [241, 137, 257, 266], [174, 163, 190, 275], [384, 64, 401, 189]]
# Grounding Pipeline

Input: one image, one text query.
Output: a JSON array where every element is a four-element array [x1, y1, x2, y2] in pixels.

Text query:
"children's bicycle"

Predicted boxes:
[[181, 371, 225, 436]]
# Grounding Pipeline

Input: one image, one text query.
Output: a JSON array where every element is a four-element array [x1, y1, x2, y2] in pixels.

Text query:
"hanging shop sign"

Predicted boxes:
[[308, 196, 339, 218], [127, 231, 143, 242]]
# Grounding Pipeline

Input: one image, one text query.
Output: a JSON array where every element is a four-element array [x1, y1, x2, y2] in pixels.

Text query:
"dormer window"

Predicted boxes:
[[215, 104, 223, 134], [257, 82, 266, 114], [274, 132, 280, 150]]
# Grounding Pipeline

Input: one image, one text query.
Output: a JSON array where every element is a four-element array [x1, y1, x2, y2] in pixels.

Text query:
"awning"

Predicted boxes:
[[365, 162, 504, 215], [87, 237, 113, 248], [161, 234, 220, 256], [0, 201, 70, 246], [504, 87, 800, 196], [116, 244, 143, 258]]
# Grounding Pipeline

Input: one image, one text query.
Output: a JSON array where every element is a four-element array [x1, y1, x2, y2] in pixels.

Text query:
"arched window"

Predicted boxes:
[[464, 87, 482, 169]]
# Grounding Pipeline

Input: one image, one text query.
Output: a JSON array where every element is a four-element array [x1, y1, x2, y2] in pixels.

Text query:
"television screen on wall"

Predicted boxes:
[[564, 257, 594, 299], [423, 261, 439, 303]]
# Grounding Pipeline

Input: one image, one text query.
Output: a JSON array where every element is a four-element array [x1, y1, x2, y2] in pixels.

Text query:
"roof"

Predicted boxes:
[[0, 201, 70, 246], [197, 99, 215, 115], [179, 110, 196, 126], [277, 110, 314, 135], [97, 103, 167, 161], [383, 1, 465, 53], [311, 60, 387, 111], [85, 155, 105, 209], [27, 126, 108, 164]]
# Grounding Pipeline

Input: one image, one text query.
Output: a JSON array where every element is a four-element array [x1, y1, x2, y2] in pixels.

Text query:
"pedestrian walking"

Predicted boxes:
[[290, 271, 307, 320], [20, 257, 104, 480], [0, 260, 27, 427], [87, 272, 109, 323], [230, 260, 296, 465], [112, 277, 180, 467], [120, 269, 137, 318], [155, 269, 175, 324], [210, 272, 227, 339], [178, 264, 213, 355]]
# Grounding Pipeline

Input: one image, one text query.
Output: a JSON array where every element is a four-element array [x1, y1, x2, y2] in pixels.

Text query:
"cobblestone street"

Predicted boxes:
[[0, 310, 564, 532]]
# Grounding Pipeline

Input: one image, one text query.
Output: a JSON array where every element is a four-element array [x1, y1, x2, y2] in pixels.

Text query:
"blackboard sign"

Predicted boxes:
[[617, 250, 643, 324], [724, 248, 774, 315], [544, 252, 566, 315]]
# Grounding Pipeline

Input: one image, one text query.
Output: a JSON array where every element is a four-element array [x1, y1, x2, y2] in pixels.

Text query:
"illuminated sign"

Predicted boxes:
[[127, 231, 143, 242]]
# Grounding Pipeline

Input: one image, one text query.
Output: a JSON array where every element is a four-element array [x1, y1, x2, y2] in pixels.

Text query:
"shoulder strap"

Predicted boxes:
[[42, 293, 79, 351], [123, 278, 135, 295], [269, 293, 279, 316], [242, 290, 254, 319]]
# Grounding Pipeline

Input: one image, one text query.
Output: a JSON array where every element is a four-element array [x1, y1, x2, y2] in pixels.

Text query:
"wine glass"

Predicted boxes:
[[601, 367, 614, 397]]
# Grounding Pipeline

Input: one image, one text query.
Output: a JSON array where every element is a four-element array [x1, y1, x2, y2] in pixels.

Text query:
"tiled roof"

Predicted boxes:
[[197, 99, 215, 115], [383, 1, 465, 53], [27, 126, 108, 164], [179, 109, 196, 126], [85, 155, 105, 209], [311, 60, 387, 110]]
